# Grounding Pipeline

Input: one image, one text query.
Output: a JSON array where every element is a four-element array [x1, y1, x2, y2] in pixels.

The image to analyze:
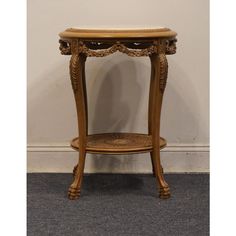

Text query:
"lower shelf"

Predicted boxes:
[[71, 133, 166, 154]]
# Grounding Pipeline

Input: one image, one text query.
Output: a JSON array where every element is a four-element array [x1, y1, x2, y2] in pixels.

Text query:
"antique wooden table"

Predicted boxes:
[[59, 28, 177, 200]]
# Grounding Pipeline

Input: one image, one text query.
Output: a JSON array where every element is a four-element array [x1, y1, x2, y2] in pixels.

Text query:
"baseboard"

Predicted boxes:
[[27, 143, 209, 173]]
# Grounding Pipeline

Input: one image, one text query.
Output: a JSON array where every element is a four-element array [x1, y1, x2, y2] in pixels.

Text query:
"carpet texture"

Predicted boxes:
[[27, 174, 209, 236]]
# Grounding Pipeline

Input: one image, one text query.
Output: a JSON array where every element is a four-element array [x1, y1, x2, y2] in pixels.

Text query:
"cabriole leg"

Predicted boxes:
[[149, 43, 170, 199], [68, 40, 88, 200]]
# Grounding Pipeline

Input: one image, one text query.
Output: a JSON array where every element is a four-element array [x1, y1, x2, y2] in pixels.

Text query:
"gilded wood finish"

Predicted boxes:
[[59, 38, 177, 57], [148, 41, 170, 198], [67, 40, 87, 199], [71, 133, 166, 154], [59, 28, 177, 200], [59, 27, 177, 39]]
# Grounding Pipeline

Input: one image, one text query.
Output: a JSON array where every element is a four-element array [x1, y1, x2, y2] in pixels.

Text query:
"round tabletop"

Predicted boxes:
[[59, 27, 177, 39]]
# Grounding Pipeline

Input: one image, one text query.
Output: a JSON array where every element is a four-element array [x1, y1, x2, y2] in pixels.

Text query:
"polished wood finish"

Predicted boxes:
[[71, 133, 166, 154], [67, 40, 87, 200], [59, 28, 177, 200], [59, 27, 177, 39], [149, 42, 170, 198]]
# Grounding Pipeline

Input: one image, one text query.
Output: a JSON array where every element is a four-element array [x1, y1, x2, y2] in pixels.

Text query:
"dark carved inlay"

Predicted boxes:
[[77, 40, 159, 57], [59, 39, 71, 55], [166, 38, 177, 55], [59, 38, 177, 57]]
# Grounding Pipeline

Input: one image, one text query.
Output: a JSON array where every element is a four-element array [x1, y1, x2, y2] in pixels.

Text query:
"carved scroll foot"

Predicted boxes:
[[159, 185, 171, 199], [68, 184, 80, 200], [152, 149, 171, 199], [68, 161, 85, 200], [68, 151, 86, 200]]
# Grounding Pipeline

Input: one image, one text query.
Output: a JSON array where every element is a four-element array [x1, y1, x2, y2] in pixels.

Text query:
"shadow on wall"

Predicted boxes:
[[27, 52, 208, 172], [88, 57, 145, 172], [89, 58, 143, 133], [87, 55, 208, 173]]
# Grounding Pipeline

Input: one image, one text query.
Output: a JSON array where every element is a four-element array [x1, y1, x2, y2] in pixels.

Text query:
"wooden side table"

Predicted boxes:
[[59, 28, 177, 200]]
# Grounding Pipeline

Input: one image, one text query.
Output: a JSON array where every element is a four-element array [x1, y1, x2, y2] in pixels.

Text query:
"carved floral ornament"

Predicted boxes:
[[59, 38, 177, 57], [61, 38, 176, 94]]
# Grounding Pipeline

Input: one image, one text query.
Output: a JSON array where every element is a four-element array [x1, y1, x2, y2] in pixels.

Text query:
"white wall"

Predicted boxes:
[[27, 0, 209, 173]]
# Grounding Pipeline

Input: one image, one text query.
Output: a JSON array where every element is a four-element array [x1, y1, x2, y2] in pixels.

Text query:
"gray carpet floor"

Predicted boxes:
[[27, 174, 209, 236]]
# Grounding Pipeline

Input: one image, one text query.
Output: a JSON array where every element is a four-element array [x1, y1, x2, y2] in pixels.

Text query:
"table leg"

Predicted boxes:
[[72, 59, 87, 178], [149, 47, 170, 199], [68, 41, 88, 200], [148, 56, 166, 178], [148, 59, 155, 176]]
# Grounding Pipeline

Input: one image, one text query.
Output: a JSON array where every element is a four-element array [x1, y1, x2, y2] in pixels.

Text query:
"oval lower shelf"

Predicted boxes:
[[71, 133, 166, 154]]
